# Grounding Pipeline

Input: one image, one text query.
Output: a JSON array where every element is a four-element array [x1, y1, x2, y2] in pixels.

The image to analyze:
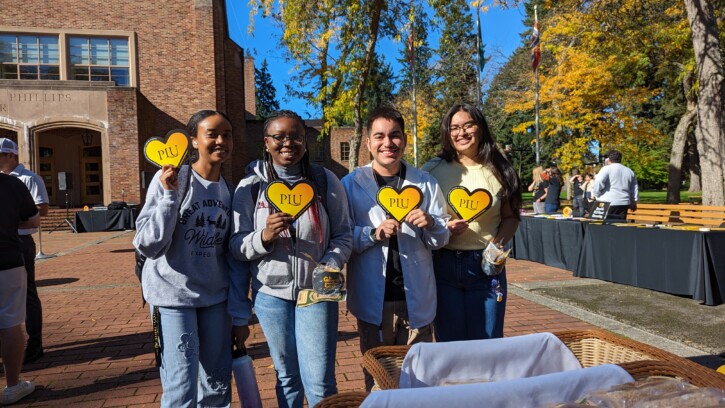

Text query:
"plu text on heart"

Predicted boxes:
[[265, 180, 316, 220], [447, 186, 493, 222], [377, 185, 423, 222], [143, 130, 189, 168]]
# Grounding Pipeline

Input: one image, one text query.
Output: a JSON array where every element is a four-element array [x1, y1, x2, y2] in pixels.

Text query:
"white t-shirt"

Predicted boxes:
[[11, 163, 49, 236]]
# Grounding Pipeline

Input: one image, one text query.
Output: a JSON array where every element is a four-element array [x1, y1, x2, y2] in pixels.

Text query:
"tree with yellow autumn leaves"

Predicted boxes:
[[497, 0, 723, 204], [246, 0, 723, 203]]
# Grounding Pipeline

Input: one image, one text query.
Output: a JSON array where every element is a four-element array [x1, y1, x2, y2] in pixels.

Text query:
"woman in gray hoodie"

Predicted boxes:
[[134, 110, 249, 408], [229, 110, 352, 408]]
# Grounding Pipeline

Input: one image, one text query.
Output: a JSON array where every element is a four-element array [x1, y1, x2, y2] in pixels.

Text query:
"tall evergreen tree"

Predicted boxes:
[[431, 0, 479, 109], [255, 58, 280, 120]]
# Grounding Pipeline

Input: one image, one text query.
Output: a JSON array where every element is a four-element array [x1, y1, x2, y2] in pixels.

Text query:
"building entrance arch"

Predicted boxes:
[[30, 122, 109, 207]]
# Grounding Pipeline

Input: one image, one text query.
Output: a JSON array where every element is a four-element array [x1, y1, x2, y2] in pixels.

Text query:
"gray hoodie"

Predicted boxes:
[[134, 169, 249, 320], [229, 160, 352, 304]]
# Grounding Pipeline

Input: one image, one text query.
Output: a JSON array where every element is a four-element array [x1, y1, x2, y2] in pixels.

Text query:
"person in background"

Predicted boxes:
[[422, 104, 522, 342], [134, 110, 243, 407], [543, 167, 562, 214], [1, 173, 40, 405], [581, 173, 595, 215], [528, 166, 547, 214], [229, 110, 352, 408], [569, 170, 585, 217], [0, 138, 49, 363], [592, 150, 638, 220], [342, 106, 449, 391]]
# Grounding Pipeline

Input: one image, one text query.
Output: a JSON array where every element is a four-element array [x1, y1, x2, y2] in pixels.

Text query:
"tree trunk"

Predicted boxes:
[[689, 171, 702, 192], [350, 0, 385, 171], [687, 130, 702, 192], [667, 71, 696, 203], [683, 0, 725, 205]]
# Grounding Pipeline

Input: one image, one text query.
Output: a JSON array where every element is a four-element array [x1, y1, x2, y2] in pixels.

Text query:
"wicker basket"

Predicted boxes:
[[619, 360, 725, 389], [314, 391, 369, 408], [362, 329, 706, 390], [316, 359, 725, 407]]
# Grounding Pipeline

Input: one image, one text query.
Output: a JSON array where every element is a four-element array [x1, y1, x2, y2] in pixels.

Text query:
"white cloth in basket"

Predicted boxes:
[[361, 364, 634, 408], [399, 332, 582, 388]]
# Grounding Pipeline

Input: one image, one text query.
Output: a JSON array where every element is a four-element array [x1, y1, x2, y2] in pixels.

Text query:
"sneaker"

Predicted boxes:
[[3, 380, 35, 405]]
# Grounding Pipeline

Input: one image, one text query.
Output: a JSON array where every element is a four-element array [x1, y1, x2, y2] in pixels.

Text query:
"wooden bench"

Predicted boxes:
[[627, 203, 725, 226]]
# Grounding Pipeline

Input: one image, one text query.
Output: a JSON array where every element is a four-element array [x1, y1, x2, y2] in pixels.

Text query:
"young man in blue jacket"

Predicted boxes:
[[341, 107, 450, 391]]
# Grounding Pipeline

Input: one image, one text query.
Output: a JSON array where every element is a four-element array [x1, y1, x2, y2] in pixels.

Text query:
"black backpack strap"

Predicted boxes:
[[309, 164, 328, 210]]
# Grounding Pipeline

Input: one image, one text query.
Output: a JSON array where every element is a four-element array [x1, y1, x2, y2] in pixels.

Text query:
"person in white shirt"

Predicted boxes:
[[591, 150, 638, 220]]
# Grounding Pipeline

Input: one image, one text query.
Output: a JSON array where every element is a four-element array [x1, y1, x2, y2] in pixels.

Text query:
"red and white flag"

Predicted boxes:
[[530, 16, 541, 71]]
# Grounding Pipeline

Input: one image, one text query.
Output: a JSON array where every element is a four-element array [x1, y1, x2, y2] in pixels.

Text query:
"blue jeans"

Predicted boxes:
[[545, 202, 560, 214], [253, 291, 338, 408], [433, 249, 506, 342], [572, 198, 585, 217], [155, 302, 232, 408]]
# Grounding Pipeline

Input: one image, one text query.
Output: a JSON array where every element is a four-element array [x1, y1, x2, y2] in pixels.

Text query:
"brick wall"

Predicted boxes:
[[2, 1, 219, 128], [106, 88, 141, 204], [244, 56, 257, 120], [2, 0, 249, 201], [222, 38, 249, 183], [330, 127, 371, 176]]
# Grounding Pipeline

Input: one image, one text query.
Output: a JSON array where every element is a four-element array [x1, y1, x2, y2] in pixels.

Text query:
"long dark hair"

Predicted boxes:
[[185, 110, 232, 164], [439, 104, 522, 216]]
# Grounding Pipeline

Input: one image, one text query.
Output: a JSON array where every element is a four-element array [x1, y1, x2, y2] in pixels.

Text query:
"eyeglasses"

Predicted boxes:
[[267, 134, 305, 145], [450, 122, 478, 135]]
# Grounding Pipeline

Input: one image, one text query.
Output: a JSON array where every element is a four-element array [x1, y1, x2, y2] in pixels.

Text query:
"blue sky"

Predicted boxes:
[[225, 1, 529, 119]]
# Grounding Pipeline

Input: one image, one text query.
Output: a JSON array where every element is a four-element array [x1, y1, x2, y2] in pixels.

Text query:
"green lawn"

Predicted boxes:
[[521, 190, 702, 207]]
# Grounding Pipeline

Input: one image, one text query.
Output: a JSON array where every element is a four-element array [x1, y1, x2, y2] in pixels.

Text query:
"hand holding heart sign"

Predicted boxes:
[[376, 185, 423, 223], [447, 186, 493, 222], [143, 130, 190, 168], [265, 180, 316, 219], [262, 180, 316, 244]]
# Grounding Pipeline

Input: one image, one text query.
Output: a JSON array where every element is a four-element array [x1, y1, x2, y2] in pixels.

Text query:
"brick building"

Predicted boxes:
[[1, 0, 253, 207]]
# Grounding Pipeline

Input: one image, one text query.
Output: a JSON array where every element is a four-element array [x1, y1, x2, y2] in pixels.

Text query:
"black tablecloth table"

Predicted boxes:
[[75, 209, 136, 232], [512, 216, 587, 272], [576, 224, 725, 306]]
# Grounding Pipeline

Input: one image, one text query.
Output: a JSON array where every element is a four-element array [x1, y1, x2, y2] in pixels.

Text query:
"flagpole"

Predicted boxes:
[[534, 5, 540, 166], [476, 5, 482, 107], [410, 0, 419, 167]]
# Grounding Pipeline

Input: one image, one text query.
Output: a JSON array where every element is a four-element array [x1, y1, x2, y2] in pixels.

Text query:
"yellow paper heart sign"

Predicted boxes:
[[265, 180, 316, 220], [143, 130, 190, 168], [377, 186, 423, 223], [447, 186, 493, 222]]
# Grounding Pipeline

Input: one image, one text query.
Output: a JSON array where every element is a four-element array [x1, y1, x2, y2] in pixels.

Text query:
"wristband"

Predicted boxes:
[[369, 227, 379, 243]]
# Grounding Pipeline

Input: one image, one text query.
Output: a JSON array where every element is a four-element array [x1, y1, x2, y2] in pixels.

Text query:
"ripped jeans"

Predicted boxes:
[[154, 301, 232, 408]]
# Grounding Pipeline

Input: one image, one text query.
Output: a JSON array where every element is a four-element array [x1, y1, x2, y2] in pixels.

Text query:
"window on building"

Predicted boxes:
[[69, 36, 129, 85], [0, 34, 60, 80], [308, 142, 325, 162], [340, 142, 350, 161]]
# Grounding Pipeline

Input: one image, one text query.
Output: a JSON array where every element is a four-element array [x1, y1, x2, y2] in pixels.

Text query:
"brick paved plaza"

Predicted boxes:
[[3, 230, 598, 407]]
